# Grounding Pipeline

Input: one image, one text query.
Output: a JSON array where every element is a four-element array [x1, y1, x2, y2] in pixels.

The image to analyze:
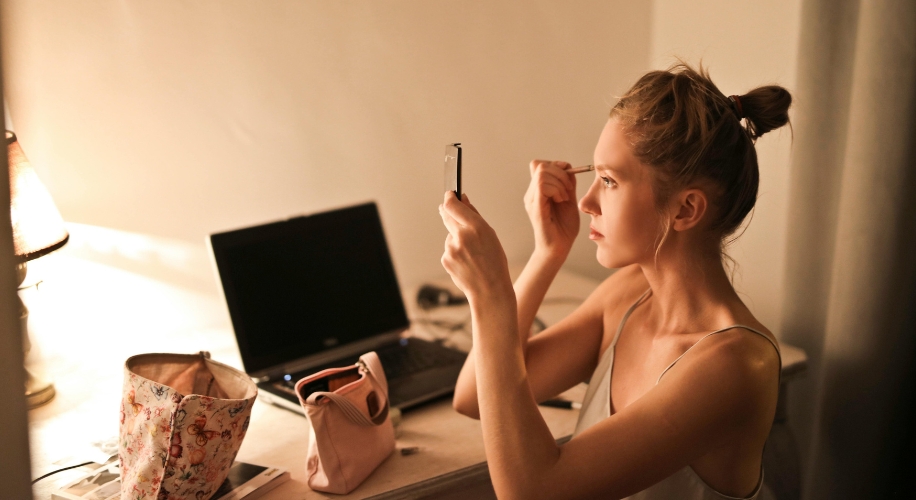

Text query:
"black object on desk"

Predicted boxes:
[[538, 399, 582, 410], [417, 284, 468, 309]]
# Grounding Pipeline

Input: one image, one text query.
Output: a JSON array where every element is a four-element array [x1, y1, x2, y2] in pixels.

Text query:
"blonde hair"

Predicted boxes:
[[612, 63, 792, 255]]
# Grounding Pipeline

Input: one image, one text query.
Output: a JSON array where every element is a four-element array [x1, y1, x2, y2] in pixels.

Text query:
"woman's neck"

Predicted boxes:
[[636, 240, 741, 335]]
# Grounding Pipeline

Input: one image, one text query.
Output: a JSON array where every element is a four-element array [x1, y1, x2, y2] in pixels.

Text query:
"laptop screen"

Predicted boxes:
[[210, 202, 410, 375]]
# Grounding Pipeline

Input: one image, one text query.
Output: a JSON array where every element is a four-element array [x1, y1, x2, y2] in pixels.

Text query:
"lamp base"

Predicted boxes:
[[25, 379, 55, 409], [18, 262, 57, 409]]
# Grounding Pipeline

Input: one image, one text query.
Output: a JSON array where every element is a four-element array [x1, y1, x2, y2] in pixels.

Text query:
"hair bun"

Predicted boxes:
[[739, 85, 792, 139]]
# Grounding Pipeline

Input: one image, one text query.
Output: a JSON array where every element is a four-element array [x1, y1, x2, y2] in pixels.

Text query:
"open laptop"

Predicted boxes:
[[208, 202, 467, 414]]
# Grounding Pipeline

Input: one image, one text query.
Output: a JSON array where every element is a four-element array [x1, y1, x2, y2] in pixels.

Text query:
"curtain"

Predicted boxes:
[[780, 0, 916, 498]]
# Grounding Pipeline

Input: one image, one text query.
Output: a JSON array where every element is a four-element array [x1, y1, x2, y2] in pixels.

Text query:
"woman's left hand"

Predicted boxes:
[[439, 192, 514, 303]]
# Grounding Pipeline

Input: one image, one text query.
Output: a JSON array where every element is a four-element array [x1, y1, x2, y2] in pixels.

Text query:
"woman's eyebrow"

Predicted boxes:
[[595, 163, 623, 175]]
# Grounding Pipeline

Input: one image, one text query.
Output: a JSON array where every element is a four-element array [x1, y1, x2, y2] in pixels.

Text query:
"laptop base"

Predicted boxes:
[[255, 337, 467, 415]]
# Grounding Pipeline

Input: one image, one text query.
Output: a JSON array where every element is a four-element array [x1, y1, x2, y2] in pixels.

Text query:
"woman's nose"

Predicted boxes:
[[578, 179, 600, 215]]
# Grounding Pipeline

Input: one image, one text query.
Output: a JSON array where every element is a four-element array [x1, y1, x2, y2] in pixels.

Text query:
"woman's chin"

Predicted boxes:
[[595, 247, 620, 269], [595, 249, 627, 269]]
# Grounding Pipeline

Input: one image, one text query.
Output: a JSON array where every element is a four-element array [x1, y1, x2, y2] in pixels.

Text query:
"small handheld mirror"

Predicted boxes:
[[444, 143, 461, 199]]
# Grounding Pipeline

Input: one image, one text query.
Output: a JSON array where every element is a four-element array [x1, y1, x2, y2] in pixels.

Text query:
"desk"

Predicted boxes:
[[25, 247, 593, 499], [25, 243, 806, 499], [237, 383, 586, 499]]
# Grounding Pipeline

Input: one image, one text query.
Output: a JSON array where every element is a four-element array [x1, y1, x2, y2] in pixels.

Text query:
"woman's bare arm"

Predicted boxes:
[[439, 194, 779, 499], [453, 264, 647, 419], [452, 251, 603, 418], [454, 160, 587, 418], [453, 250, 561, 417]]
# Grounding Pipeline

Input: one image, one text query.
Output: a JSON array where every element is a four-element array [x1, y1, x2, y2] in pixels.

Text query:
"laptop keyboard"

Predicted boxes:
[[376, 339, 465, 380], [280, 338, 466, 391]]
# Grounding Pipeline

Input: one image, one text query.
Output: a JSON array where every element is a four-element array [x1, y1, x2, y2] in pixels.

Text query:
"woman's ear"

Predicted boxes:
[[671, 188, 708, 232]]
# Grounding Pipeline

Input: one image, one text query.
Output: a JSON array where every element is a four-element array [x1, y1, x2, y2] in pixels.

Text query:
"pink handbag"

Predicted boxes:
[[295, 351, 395, 494]]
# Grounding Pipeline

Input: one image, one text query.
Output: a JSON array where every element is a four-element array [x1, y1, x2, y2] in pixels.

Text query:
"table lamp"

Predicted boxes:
[[7, 130, 69, 408]]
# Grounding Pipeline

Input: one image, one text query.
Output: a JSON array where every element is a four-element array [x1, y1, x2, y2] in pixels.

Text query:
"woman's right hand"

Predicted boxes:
[[524, 160, 580, 258]]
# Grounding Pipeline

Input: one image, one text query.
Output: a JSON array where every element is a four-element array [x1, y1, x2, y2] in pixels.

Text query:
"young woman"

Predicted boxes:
[[439, 64, 791, 499]]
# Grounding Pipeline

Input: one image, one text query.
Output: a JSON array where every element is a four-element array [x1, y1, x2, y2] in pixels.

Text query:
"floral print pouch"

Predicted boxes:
[[119, 352, 258, 500]]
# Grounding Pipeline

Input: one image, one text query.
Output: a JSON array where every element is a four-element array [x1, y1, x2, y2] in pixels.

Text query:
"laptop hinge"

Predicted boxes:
[[256, 372, 279, 384], [250, 330, 405, 381]]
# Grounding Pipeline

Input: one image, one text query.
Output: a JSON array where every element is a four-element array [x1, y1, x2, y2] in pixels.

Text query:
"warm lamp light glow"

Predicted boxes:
[[7, 130, 69, 408], [7, 131, 68, 262]]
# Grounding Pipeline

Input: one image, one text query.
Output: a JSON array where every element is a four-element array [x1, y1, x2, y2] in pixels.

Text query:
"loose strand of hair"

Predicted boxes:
[[653, 215, 672, 271]]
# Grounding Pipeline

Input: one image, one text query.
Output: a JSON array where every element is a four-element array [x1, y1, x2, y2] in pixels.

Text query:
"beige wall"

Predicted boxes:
[[1, 0, 651, 290], [651, 0, 802, 331], [3, 0, 801, 330]]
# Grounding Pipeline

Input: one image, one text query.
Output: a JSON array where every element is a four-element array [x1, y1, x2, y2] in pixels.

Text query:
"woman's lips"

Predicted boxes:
[[589, 227, 603, 240]]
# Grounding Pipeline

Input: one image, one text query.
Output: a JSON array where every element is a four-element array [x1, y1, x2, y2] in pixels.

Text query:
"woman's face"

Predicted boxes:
[[578, 118, 661, 269]]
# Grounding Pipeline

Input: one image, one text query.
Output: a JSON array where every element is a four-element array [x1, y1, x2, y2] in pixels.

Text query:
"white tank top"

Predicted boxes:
[[572, 290, 780, 500]]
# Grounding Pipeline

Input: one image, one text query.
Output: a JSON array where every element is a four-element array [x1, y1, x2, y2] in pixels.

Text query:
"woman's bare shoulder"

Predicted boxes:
[[665, 322, 781, 421]]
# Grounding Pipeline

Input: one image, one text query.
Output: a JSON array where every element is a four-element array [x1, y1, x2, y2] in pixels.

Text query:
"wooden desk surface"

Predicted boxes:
[[236, 384, 586, 499], [25, 248, 596, 499]]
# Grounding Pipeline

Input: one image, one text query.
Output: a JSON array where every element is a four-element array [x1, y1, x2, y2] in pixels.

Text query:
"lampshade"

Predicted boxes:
[[7, 131, 68, 262]]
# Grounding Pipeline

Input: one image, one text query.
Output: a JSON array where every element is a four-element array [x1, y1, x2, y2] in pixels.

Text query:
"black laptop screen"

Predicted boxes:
[[210, 202, 410, 374]]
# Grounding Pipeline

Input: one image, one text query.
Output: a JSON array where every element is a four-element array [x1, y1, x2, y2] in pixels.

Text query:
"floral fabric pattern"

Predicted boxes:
[[119, 358, 256, 500]]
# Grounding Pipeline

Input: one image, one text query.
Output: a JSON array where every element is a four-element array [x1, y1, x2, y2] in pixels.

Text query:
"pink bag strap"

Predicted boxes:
[[359, 351, 388, 400], [305, 352, 390, 427]]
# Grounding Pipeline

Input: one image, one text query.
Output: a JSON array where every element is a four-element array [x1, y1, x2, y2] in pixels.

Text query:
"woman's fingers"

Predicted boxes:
[[439, 201, 462, 235], [526, 173, 569, 204], [542, 165, 575, 192], [442, 191, 480, 227], [566, 170, 577, 197], [530, 159, 569, 176], [530, 160, 575, 192], [461, 193, 480, 215], [539, 177, 570, 203], [439, 191, 510, 298]]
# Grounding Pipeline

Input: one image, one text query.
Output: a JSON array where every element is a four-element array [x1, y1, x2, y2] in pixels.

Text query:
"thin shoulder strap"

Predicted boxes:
[[610, 289, 652, 349], [656, 325, 781, 385]]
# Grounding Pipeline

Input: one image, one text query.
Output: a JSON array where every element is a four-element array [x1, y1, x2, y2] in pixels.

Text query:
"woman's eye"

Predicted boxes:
[[600, 176, 617, 188]]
